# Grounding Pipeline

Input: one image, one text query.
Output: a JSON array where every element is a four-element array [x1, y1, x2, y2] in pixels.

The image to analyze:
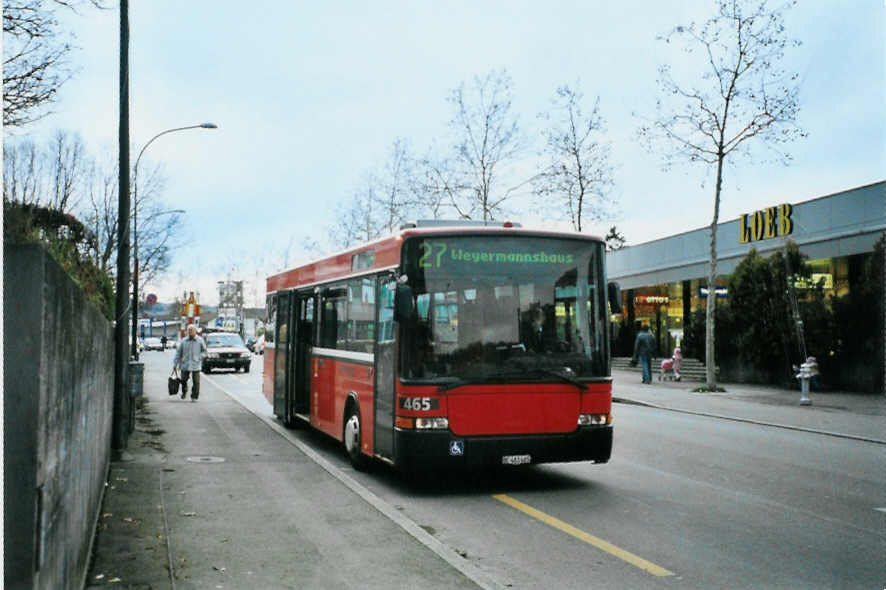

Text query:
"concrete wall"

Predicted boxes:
[[4, 245, 115, 590]]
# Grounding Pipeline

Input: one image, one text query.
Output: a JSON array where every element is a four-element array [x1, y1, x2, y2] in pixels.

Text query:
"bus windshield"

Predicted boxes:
[[401, 235, 610, 384]]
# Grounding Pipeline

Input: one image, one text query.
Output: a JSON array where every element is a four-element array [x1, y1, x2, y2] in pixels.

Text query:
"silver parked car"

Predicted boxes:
[[143, 336, 164, 351], [202, 332, 251, 373]]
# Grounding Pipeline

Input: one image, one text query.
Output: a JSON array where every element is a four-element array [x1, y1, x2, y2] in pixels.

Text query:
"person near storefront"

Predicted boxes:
[[632, 324, 656, 384]]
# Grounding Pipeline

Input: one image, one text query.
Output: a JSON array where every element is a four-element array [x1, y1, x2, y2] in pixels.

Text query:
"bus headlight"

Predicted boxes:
[[414, 417, 450, 430], [578, 414, 610, 426]]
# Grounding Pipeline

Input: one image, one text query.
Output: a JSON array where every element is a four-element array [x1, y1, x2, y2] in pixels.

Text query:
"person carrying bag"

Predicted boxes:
[[168, 368, 181, 396], [173, 324, 207, 401]]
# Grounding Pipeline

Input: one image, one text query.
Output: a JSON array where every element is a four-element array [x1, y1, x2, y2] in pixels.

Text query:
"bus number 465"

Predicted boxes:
[[399, 397, 439, 411]]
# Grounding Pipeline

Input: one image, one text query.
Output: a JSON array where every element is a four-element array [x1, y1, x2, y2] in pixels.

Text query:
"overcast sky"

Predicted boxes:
[[12, 1, 885, 307]]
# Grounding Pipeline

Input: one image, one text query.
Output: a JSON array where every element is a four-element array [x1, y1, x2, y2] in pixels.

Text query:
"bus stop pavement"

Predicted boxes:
[[611, 369, 886, 445], [85, 353, 490, 590]]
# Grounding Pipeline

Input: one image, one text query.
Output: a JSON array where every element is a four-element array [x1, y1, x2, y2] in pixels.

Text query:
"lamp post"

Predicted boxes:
[[131, 123, 217, 359]]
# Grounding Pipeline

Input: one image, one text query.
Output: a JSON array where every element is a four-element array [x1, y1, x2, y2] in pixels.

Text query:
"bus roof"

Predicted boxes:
[[266, 224, 605, 295]]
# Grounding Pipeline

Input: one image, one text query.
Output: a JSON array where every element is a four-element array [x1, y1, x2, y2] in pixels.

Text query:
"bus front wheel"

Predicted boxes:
[[343, 405, 368, 471]]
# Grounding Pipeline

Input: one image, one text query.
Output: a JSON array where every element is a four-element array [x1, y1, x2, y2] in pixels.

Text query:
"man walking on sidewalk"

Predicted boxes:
[[174, 324, 206, 401], [632, 324, 656, 384]]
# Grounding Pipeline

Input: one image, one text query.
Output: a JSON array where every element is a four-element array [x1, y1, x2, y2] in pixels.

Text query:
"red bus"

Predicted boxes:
[[262, 222, 619, 471]]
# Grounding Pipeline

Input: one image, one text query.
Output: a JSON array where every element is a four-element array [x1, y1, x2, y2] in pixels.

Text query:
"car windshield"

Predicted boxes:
[[206, 334, 244, 348], [400, 234, 610, 383]]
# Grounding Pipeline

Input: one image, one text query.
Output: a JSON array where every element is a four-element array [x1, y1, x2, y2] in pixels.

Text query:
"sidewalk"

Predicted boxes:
[[611, 369, 886, 444], [85, 358, 882, 588], [85, 353, 487, 590]]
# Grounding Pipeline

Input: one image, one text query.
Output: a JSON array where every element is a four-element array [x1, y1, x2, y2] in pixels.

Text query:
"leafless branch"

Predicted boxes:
[[534, 83, 615, 231]]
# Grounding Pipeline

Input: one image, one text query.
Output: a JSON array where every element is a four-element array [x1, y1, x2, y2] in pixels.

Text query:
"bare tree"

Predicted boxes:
[[325, 138, 427, 250], [415, 144, 467, 220], [637, 0, 804, 389], [83, 156, 118, 273], [3, 138, 48, 204], [534, 83, 615, 232], [445, 69, 524, 222], [296, 236, 323, 262], [3, 129, 86, 213], [135, 196, 184, 290], [329, 181, 382, 250], [373, 137, 420, 232], [2, 0, 105, 127], [79, 152, 183, 293], [49, 129, 86, 211]]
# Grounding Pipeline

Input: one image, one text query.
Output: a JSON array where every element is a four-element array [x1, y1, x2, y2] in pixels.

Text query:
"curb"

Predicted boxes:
[[612, 397, 886, 445]]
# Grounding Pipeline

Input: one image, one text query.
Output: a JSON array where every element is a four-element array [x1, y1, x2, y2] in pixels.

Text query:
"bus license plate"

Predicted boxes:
[[502, 454, 531, 466]]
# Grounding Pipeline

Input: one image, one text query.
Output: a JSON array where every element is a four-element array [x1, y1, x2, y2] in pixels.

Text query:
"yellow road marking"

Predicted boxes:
[[492, 494, 674, 577]]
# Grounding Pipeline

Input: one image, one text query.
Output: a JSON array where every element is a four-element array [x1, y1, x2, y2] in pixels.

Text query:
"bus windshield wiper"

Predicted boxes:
[[437, 377, 493, 392], [436, 369, 586, 392], [523, 368, 586, 391]]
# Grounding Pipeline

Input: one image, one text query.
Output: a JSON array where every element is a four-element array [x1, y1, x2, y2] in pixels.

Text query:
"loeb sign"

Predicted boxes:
[[739, 203, 793, 244]]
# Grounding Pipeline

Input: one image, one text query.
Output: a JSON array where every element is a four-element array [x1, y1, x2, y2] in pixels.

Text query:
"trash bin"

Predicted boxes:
[[127, 361, 144, 433], [128, 361, 144, 398]]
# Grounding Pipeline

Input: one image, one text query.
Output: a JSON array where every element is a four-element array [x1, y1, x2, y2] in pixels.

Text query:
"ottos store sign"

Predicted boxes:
[[739, 203, 793, 243], [634, 295, 669, 304]]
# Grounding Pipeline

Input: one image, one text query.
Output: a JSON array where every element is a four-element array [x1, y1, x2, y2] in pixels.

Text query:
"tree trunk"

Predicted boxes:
[[706, 154, 725, 389]]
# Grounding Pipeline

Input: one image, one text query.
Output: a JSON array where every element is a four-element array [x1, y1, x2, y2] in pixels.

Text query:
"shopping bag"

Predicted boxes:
[[168, 369, 181, 396]]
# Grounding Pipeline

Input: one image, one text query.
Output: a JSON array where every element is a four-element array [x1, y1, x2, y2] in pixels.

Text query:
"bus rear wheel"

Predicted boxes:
[[343, 406, 368, 471]]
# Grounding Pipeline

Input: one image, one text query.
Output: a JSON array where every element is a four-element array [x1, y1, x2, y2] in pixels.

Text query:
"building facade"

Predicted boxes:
[[607, 181, 885, 358]]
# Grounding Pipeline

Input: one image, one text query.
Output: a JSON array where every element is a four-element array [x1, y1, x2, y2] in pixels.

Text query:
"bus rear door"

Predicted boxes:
[[292, 291, 314, 419], [273, 291, 291, 420]]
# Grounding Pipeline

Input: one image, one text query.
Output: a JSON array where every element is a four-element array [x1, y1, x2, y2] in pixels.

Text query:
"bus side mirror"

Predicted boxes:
[[607, 282, 622, 314], [394, 284, 415, 322]]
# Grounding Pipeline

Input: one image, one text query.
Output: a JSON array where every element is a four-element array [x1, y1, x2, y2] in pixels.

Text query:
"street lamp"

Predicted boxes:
[[131, 122, 217, 359]]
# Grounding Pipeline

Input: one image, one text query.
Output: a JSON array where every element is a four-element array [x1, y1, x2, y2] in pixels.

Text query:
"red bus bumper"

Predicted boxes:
[[392, 425, 612, 471]]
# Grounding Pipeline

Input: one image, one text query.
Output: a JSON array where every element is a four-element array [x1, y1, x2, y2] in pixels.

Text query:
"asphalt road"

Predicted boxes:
[[147, 349, 884, 589]]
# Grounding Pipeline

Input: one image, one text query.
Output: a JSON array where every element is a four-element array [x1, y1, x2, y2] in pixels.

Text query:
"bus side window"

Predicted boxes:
[[303, 297, 315, 346], [346, 276, 376, 353], [320, 301, 338, 348], [266, 293, 277, 345], [377, 280, 395, 344]]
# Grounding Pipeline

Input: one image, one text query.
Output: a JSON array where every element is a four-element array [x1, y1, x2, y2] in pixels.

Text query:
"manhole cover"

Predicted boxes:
[[186, 456, 226, 463]]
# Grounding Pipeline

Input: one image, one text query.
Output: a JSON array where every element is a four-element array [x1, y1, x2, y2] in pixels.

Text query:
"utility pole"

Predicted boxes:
[[112, 0, 131, 451]]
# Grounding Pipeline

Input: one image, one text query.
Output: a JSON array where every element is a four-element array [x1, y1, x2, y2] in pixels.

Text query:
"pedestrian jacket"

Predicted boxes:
[[174, 336, 206, 371], [633, 331, 656, 359]]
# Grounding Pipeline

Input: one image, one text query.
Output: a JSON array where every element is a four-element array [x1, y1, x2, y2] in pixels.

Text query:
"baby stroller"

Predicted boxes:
[[659, 347, 682, 382]]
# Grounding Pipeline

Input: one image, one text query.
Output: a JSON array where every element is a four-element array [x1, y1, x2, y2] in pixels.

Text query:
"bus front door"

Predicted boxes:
[[373, 276, 397, 460]]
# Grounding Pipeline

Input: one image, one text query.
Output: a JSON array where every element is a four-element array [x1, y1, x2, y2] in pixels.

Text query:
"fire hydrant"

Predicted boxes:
[[794, 357, 818, 406]]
